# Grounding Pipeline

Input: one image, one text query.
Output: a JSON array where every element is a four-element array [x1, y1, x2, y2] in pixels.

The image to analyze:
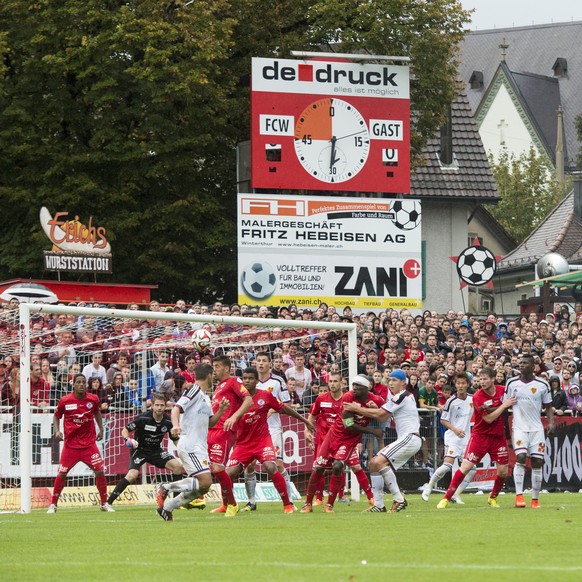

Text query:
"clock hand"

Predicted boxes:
[[329, 136, 338, 172], [336, 129, 368, 142]]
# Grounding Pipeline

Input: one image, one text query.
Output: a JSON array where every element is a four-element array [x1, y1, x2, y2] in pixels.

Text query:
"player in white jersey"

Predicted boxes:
[[505, 354, 554, 508], [155, 364, 229, 521], [242, 351, 293, 509], [422, 373, 475, 503], [344, 369, 422, 513]]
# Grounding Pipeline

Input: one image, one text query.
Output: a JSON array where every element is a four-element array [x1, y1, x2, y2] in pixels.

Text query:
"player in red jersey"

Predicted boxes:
[[302, 375, 384, 513], [47, 374, 112, 513], [226, 368, 314, 513], [208, 355, 253, 516], [305, 371, 375, 507], [437, 367, 517, 509]]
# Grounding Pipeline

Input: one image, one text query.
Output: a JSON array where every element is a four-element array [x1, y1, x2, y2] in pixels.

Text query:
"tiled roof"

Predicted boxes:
[[459, 21, 582, 170], [411, 92, 498, 201], [498, 188, 582, 270]]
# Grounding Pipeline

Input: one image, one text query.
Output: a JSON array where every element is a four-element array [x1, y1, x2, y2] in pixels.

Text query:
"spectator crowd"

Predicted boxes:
[[2, 298, 582, 420]]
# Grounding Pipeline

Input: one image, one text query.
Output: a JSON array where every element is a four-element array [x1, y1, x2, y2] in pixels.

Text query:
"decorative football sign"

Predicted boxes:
[[251, 57, 410, 193], [451, 238, 502, 288]]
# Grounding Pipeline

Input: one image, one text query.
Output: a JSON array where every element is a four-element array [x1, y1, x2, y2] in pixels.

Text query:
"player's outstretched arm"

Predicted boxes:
[[281, 404, 315, 433], [210, 397, 230, 428], [223, 394, 253, 431], [343, 401, 390, 422], [482, 396, 516, 424]]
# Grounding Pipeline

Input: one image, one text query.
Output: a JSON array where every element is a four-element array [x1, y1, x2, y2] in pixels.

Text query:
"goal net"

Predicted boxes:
[[3, 303, 357, 512]]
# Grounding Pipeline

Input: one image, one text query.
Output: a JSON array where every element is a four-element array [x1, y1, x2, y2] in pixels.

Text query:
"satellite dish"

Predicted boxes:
[[536, 253, 569, 279]]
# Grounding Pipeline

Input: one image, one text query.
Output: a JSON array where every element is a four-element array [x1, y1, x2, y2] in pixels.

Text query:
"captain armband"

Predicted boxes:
[[343, 417, 355, 428]]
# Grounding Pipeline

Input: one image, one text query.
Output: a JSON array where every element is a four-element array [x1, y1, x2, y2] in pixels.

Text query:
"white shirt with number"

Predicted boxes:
[[505, 375, 551, 432], [258, 374, 290, 432], [381, 390, 420, 437], [175, 384, 213, 452], [441, 394, 473, 443]]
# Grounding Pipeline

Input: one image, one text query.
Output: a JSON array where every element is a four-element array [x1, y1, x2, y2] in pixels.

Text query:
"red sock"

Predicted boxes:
[[490, 476, 506, 498], [444, 469, 465, 500], [216, 470, 236, 506], [353, 468, 374, 500], [327, 473, 342, 506], [338, 472, 346, 498], [306, 471, 325, 504], [51, 474, 67, 505], [271, 471, 290, 506], [96, 474, 108, 504]]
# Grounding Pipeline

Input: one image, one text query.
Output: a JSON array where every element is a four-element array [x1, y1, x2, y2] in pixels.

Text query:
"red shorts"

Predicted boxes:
[[208, 429, 236, 466], [314, 433, 359, 470], [464, 434, 509, 466], [226, 437, 277, 469], [58, 443, 104, 474]]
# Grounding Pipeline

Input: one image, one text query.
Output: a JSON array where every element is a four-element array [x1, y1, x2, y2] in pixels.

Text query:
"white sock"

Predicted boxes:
[[513, 464, 526, 495], [280, 468, 294, 499], [380, 466, 403, 503], [370, 472, 385, 508], [164, 476, 199, 494], [245, 471, 257, 504], [165, 489, 198, 512], [457, 466, 476, 495], [531, 468, 543, 499], [429, 463, 452, 488]]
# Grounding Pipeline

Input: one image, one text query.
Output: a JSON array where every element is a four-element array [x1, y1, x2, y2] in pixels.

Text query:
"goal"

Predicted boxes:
[[4, 303, 357, 513]]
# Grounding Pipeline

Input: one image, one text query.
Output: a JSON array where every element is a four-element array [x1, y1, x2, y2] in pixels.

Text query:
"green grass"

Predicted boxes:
[[3, 493, 582, 582]]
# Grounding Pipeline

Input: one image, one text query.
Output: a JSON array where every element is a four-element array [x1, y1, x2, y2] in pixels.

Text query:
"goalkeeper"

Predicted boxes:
[[107, 393, 183, 507]]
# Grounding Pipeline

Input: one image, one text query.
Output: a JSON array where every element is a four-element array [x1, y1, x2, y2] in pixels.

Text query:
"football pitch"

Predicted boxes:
[[3, 493, 581, 582]]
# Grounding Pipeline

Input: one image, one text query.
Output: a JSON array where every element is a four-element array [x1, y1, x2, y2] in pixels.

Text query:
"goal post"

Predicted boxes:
[[12, 303, 358, 513]]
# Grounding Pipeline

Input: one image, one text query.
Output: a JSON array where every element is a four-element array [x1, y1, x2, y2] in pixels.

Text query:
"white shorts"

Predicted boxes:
[[512, 428, 546, 459], [178, 445, 211, 476], [443, 434, 469, 460], [269, 428, 284, 458], [378, 433, 422, 470]]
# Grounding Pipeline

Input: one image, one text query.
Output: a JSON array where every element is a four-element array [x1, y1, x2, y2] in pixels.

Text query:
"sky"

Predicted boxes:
[[461, 0, 582, 30]]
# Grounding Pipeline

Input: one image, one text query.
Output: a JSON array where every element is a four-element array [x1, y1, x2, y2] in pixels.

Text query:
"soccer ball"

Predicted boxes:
[[241, 261, 277, 300], [456, 245, 497, 286], [191, 328, 212, 352], [391, 200, 421, 231]]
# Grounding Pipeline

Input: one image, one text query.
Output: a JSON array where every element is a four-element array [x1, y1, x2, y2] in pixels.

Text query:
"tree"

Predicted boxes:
[[489, 148, 572, 244], [0, 0, 471, 301]]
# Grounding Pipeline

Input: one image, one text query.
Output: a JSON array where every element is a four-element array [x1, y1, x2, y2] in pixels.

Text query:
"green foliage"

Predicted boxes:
[[489, 149, 572, 244], [0, 0, 471, 301], [2, 496, 582, 581]]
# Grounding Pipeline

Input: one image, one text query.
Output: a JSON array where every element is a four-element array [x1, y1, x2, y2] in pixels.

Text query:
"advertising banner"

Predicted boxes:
[[251, 57, 410, 193], [238, 193, 422, 310]]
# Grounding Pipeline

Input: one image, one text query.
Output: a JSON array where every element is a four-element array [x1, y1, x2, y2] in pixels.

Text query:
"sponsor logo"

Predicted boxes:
[[211, 444, 222, 450], [530, 387, 537, 394], [86, 402, 93, 409], [516, 440, 522, 446], [258, 399, 265, 406], [161, 426, 168, 433], [144, 425, 157, 432], [65, 404, 77, 410]]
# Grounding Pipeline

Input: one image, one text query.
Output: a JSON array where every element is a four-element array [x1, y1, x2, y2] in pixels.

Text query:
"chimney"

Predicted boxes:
[[439, 106, 453, 166]]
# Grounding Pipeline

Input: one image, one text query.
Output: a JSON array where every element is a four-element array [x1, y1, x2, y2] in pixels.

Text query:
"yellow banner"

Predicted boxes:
[[238, 294, 422, 310]]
